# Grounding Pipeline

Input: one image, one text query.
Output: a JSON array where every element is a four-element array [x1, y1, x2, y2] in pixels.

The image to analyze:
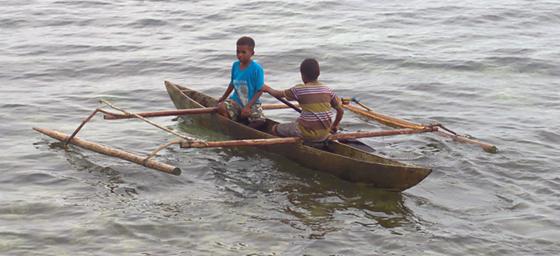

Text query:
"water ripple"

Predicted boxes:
[[1, 0, 560, 255]]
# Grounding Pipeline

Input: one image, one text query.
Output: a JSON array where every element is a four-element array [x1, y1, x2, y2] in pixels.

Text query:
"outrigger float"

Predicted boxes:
[[34, 81, 496, 192]]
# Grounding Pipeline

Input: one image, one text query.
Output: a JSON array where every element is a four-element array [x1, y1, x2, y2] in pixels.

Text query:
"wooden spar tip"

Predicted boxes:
[[438, 131, 498, 153], [33, 127, 182, 176]]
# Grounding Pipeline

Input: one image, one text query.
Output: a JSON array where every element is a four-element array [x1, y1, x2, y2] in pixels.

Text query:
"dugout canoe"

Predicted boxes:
[[165, 81, 431, 191]]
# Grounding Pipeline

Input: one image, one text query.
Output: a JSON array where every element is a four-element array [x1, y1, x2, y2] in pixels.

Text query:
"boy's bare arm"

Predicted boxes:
[[245, 89, 264, 109], [332, 105, 344, 133], [240, 89, 264, 118], [329, 95, 344, 132], [262, 84, 285, 98], [218, 84, 234, 102]]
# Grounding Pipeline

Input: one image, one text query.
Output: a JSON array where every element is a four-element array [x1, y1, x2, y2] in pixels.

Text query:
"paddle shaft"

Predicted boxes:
[[272, 95, 301, 113]]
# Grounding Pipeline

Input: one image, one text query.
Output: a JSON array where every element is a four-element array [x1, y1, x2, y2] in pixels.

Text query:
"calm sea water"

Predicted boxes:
[[1, 0, 559, 255]]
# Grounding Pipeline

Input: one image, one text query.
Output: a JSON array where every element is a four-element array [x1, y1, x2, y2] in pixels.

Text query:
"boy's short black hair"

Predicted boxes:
[[300, 58, 320, 81], [236, 36, 255, 50]]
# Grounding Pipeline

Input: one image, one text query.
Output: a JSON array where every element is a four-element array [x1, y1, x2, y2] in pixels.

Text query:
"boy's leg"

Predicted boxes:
[[274, 122, 302, 138], [218, 99, 241, 121], [216, 102, 230, 118], [270, 124, 279, 135], [247, 103, 266, 129]]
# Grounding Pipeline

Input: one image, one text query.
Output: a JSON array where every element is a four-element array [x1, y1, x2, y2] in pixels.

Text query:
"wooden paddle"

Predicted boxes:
[[272, 95, 302, 113]]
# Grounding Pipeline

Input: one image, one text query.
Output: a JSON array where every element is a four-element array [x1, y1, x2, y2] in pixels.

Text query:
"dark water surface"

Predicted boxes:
[[1, 0, 559, 255]]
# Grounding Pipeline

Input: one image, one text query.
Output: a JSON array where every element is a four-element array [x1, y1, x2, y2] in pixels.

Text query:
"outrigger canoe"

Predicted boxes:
[[165, 81, 431, 191]]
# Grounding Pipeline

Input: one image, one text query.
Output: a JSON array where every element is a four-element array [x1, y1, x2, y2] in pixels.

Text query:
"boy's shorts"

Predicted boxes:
[[224, 99, 265, 123], [275, 122, 330, 142], [275, 122, 302, 137]]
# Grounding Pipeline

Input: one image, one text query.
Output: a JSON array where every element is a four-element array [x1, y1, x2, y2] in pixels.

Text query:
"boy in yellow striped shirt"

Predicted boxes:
[[263, 58, 344, 142]]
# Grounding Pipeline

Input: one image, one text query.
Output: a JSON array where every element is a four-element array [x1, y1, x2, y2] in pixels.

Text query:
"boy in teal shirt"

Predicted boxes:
[[217, 36, 266, 129]]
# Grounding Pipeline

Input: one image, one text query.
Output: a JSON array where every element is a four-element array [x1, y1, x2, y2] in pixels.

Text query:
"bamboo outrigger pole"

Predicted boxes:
[[255, 96, 497, 153], [179, 127, 438, 148], [35, 99, 195, 176], [342, 100, 498, 153], [103, 103, 302, 120], [33, 127, 181, 175], [104, 107, 218, 120], [331, 126, 437, 140], [180, 137, 301, 148], [105, 95, 496, 152], [342, 104, 425, 130]]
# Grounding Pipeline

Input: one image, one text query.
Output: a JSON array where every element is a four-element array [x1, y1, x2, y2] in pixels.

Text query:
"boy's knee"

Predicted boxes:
[[216, 102, 229, 118], [270, 124, 278, 135], [249, 119, 265, 129], [216, 102, 224, 110]]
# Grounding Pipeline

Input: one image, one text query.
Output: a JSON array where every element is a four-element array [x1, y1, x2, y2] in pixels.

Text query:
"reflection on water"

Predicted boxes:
[[47, 141, 137, 197], [277, 176, 410, 238], [176, 111, 416, 238]]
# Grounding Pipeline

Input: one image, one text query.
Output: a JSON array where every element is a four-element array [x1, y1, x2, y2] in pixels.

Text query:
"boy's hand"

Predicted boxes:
[[262, 85, 270, 93], [240, 106, 251, 118], [330, 125, 339, 134]]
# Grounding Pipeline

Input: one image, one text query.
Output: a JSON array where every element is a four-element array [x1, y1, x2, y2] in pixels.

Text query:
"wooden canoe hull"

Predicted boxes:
[[165, 81, 431, 191]]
